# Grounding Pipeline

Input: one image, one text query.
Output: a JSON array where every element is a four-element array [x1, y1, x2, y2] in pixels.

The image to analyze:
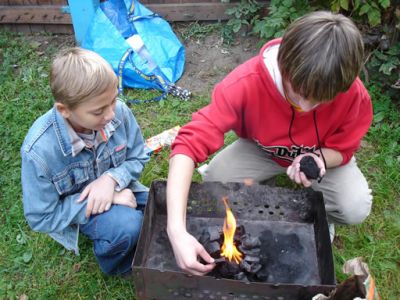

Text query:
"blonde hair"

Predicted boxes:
[[278, 11, 364, 102], [50, 47, 117, 109]]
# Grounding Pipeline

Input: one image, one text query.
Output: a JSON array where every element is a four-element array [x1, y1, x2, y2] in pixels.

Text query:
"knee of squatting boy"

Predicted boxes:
[[325, 188, 373, 225]]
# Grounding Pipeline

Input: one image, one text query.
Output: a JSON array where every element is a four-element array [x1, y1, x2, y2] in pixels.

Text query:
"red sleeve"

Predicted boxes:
[[324, 83, 373, 165], [171, 81, 244, 163]]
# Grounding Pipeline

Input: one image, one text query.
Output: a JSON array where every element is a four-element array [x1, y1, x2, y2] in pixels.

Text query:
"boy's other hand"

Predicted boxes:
[[287, 153, 326, 187], [113, 189, 137, 209], [167, 229, 215, 276], [77, 174, 116, 217]]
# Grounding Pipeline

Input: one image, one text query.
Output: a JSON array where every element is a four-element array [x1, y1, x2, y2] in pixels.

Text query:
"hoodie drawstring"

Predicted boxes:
[[288, 106, 327, 171], [313, 110, 327, 170]]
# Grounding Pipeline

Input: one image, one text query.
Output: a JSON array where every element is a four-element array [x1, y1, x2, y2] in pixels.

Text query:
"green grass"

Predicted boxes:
[[0, 30, 399, 299], [332, 84, 400, 299]]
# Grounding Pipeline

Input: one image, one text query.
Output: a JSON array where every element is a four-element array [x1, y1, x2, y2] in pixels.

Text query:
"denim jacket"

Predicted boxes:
[[21, 100, 149, 254]]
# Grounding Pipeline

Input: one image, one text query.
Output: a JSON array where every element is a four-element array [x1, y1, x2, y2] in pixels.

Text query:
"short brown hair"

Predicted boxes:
[[50, 47, 117, 109], [278, 11, 364, 102]]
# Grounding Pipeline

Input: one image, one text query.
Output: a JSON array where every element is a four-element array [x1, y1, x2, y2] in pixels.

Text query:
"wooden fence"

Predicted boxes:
[[0, 0, 263, 34]]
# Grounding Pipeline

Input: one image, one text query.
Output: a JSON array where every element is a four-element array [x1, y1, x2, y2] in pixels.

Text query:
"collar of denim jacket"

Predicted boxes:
[[53, 108, 119, 157]]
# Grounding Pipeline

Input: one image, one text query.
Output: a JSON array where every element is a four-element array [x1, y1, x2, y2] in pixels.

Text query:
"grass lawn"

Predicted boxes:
[[0, 30, 399, 299]]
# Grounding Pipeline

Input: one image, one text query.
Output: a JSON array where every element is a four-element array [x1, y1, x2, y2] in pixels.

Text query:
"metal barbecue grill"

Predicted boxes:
[[132, 180, 336, 300]]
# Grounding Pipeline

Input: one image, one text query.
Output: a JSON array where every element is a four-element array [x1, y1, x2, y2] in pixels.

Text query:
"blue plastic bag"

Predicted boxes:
[[82, 0, 187, 102]]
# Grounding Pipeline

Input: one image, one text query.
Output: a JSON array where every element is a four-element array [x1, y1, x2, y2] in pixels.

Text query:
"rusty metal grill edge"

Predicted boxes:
[[132, 180, 336, 300]]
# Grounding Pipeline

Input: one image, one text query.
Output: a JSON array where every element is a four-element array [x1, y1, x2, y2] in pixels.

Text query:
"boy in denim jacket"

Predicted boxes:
[[21, 48, 149, 275]]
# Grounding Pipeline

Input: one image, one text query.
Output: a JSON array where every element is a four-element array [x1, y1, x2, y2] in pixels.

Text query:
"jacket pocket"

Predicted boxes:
[[111, 144, 127, 167], [53, 163, 90, 195]]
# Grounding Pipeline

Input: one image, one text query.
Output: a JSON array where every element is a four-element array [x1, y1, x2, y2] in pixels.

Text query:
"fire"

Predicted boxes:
[[220, 197, 242, 264]]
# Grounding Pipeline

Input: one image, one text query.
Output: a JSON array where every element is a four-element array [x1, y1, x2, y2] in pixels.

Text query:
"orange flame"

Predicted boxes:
[[220, 197, 242, 264]]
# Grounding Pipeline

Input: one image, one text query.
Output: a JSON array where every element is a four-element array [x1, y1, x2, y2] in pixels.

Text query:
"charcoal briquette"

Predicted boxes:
[[198, 229, 210, 245], [239, 245, 261, 256], [250, 263, 262, 274], [234, 224, 246, 241], [208, 226, 222, 241], [234, 272, 246, 280], [300, 155, 320, 180], [239, 260, 252, 273], [205, 241, 221, 256], [213, 257, 226, 264], [241, 235, 261, 248], [244, 255, 260, 263]]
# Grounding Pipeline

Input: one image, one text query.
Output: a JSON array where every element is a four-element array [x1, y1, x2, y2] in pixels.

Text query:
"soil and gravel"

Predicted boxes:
[[177, 33, 260, 95], [24, 29, 260, 97]]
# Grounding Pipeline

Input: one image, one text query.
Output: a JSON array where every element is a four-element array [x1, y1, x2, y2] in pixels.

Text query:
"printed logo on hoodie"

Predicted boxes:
[[255, 139, 317, 163]]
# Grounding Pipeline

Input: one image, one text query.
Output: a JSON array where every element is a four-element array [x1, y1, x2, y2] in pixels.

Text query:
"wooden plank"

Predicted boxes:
[[0, 5, 71, 24], [38, 0, 53, 4], [14, 23, 31, 32], [50, 0, 66, 4], [0, 2, 269, 24], [30, 23, 46, 32], [23, 0, 38, 4], [0, 24, 16, 32], [146, 3, 239, 21], [8, 0, 24, 4], [44, 23, 73, 34]]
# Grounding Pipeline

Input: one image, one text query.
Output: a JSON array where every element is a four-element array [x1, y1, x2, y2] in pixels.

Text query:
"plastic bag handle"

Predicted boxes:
[[127, 13, 159, 23], [117, 48, 168, 104]]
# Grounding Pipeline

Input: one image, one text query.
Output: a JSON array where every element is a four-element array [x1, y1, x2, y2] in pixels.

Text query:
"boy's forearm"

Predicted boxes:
[[166, 154, 195, 235], [24, 193, 87, 233], [318, 148, 343, 168], [21, 155, 88, 233]]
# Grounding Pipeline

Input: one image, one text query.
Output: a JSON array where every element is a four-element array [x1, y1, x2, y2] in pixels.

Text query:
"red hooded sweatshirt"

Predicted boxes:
[[171, 39, 373, 167]]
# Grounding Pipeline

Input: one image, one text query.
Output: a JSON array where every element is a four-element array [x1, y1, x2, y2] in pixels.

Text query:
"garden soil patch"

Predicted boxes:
[[25, 31, 259, 97], [177, 33, 260, 95]]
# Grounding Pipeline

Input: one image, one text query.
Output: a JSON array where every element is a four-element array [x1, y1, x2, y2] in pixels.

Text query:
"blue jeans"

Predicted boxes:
[[80, 191, 148, 275]]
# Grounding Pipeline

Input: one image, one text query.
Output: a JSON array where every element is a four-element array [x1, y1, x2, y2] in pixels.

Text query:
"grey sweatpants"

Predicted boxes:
[[203, 138, 373, 225]]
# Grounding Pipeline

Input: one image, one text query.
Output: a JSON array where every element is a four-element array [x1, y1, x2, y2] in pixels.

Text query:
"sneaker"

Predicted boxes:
[[328, 223, 335, 243]]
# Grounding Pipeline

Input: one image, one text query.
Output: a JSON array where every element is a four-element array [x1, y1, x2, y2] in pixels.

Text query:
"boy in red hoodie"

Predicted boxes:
[[167, 11, 373, 275]]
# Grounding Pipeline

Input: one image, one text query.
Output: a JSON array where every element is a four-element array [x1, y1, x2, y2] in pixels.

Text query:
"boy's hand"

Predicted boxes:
[[287, 153, 326, 187], [77, 174, 116, 217], [113, 189, 137, 208], [167, 228, 215, 276]]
